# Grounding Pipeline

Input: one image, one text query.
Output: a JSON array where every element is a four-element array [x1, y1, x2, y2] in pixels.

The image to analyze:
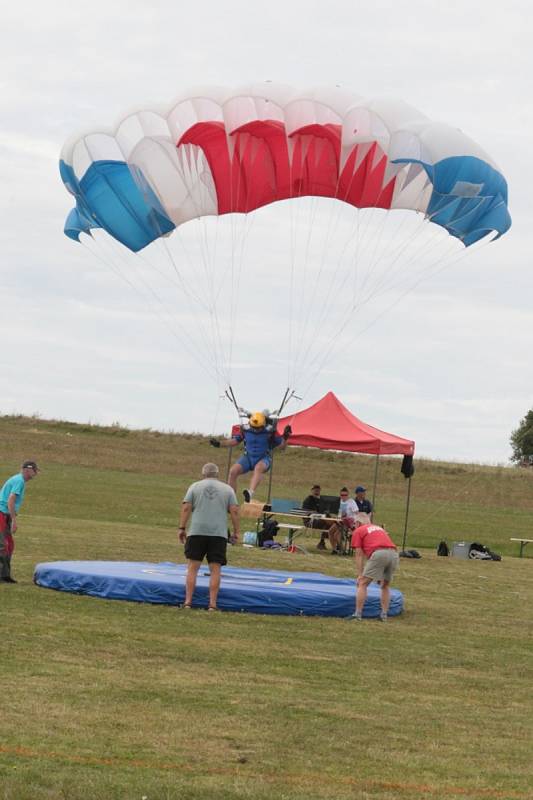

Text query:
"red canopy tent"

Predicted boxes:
[[275, 391, 415, 550], [227, 392, 415, 549], [276, 391, 415, 456]]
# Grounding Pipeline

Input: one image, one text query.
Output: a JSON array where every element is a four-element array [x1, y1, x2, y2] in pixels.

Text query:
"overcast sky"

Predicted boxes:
[[1, 0, 531, 464]]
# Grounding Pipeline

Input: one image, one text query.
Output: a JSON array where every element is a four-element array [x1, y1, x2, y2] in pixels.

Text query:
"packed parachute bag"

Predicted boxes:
[[257, 519, 279, 548], [469, 542, 502, 561], [437, 540, 450, 556]]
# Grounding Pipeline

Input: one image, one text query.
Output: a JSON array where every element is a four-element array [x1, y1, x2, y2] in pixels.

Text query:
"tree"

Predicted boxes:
[[510, 409, 533, 464]]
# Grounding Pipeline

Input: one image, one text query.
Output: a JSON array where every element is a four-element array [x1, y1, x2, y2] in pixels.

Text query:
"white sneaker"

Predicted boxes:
[[379, 612, 388, 622], [349, 613, 363, 621]]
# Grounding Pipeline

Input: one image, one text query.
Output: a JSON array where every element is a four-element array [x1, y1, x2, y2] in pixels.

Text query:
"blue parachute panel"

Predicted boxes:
[[59, 160, 175, 252], [393, 154, 511, 244], [33, 561, 404, 618]]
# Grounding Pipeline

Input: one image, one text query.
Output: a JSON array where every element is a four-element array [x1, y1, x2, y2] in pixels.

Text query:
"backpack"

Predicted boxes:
[[258, 519, 279, 547], [399, 549, 421, 558], [469, 542, 501, 561], [437, 540, 450, 557]]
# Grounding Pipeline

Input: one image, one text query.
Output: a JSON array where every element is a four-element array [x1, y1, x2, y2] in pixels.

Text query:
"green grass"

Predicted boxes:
[[1, 415, 532, 799]]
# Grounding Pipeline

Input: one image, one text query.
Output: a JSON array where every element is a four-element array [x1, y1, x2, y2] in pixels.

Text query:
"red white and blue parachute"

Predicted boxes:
[[59, 85, 511, 406], [60, 83, 510, 251]]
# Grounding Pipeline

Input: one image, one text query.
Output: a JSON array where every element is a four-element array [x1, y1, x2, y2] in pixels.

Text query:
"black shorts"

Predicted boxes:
[[184, 535, 228, 565]]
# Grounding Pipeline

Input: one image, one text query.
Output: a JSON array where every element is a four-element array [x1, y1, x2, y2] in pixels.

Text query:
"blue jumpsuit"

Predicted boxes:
[[235, 427, 283, 473]]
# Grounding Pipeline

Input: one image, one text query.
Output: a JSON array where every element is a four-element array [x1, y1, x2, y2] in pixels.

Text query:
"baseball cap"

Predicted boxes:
[[355, 485, 366, 493], [22, 460, 39, 472]]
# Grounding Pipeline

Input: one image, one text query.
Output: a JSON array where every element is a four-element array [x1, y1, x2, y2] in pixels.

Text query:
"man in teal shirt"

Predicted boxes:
[[178, 462, 239, 610], [0, 460, 39, 583]]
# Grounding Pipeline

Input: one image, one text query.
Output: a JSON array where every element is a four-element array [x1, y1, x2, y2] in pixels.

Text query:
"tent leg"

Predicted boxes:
[[371, 453, 380, 516], [225, 447, 232, 483], [266, 451, 275, 506], [400, 475, 413, 552]]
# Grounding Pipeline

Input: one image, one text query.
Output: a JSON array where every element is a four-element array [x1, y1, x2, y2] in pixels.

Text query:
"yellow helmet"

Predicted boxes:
[[249, 411, 266, 429]]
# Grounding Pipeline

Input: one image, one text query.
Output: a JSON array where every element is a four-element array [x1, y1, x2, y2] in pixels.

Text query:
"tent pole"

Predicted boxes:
[[266, 450, 275, 506], [371, 453, 380, 515], [401, 475, 413, 552], [225, 446, 232, 483]]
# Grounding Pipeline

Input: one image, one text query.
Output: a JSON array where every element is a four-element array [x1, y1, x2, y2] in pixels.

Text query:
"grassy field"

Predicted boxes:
[[1, 414, 532, 800]]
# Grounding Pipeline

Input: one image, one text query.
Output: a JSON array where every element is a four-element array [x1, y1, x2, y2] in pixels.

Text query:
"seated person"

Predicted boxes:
[[328, 487, 359, 555], [302, 484, 331, 551], [354, 485, 373, 517]]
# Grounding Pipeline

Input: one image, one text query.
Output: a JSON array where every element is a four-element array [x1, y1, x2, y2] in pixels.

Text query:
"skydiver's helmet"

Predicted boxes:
[[249, 411, 266, 429]]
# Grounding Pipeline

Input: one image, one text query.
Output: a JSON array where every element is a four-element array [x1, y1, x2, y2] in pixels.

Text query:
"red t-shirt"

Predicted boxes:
[[351, 523, 396, 557]]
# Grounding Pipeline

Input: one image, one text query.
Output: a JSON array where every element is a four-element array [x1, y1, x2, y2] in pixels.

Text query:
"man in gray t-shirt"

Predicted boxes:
[[178, 462, 239, 611]]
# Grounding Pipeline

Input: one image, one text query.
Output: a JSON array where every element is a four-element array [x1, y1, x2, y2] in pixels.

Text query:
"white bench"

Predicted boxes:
[[510, 538, 533, 558], [276, 522, 304, 543]]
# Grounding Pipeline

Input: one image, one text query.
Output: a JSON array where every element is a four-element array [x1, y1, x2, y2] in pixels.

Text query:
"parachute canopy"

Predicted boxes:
[[60, 83, 511, 252]]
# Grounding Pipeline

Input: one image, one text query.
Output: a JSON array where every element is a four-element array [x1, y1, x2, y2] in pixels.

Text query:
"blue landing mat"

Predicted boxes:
[[33, 561, 404, 618]]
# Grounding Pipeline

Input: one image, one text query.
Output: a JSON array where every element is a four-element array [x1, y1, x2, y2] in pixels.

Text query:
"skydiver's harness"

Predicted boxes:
[[239, 423, 279, 458]]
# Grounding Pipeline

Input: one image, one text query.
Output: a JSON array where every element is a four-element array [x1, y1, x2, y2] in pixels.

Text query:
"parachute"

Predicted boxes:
[[59, 84, 511, 409]]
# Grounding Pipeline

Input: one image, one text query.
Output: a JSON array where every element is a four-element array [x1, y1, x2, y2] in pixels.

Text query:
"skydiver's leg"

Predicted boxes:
[[249, 460, 269, 494], [228, 463, 245, 491]]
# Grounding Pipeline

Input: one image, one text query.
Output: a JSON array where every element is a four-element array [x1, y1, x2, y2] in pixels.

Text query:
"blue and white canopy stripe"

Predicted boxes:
[[60, 84, 511, 251]]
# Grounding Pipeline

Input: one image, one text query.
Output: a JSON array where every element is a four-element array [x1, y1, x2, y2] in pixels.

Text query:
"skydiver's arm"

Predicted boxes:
[[210, 436, 241, 448], [218, 437, 240, 448]]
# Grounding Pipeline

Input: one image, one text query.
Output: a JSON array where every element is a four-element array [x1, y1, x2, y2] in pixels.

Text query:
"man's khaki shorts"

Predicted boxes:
[[363, 548, 399, 582]]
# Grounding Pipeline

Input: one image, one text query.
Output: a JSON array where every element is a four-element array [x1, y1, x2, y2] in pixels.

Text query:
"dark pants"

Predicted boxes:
[[0, 512, 14, 579]]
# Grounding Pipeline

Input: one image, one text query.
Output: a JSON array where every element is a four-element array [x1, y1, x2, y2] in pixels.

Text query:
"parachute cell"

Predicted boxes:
[[60, 84, 511, 249]]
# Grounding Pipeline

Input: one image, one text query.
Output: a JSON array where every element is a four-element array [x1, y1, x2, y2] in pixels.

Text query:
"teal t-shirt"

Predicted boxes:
[[0, 473, 26, 513], [184, 478, 238, 538]]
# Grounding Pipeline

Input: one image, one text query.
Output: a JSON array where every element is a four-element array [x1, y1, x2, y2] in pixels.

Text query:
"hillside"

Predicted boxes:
[[1, 414, 532, 556]]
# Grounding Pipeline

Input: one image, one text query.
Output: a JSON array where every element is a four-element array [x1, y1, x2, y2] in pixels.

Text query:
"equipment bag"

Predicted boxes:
[[258, 519, 279, 547], [437, 540, 450, 557]]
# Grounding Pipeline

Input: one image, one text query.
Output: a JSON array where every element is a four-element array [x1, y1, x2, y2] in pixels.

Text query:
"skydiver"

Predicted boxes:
[[210, 410, 292, 503]]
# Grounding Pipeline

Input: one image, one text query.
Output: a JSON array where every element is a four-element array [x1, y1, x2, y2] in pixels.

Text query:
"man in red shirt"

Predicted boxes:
[[350, 515, 399, 621]]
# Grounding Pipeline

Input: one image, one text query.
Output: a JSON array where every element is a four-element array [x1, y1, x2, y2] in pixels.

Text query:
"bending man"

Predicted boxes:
[[350, 515, 399, 621], [210, 411, 291, 503]]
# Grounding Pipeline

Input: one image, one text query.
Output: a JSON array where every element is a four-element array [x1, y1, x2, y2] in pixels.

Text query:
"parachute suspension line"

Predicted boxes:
[[79, 234, 224, 386], [292, 206, 462, 394], [291, 196, 323, 381], [289, 150, 373, 387], [183, 171, 230, 390], [126, 155, 233, 394], [226, 210, 256, 388], [298, 233, 491, 403], [288, 140, 393, 388], [141, 235, 230, 390], [294, 169, 450, 386], [290, 189, 349, 384]]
